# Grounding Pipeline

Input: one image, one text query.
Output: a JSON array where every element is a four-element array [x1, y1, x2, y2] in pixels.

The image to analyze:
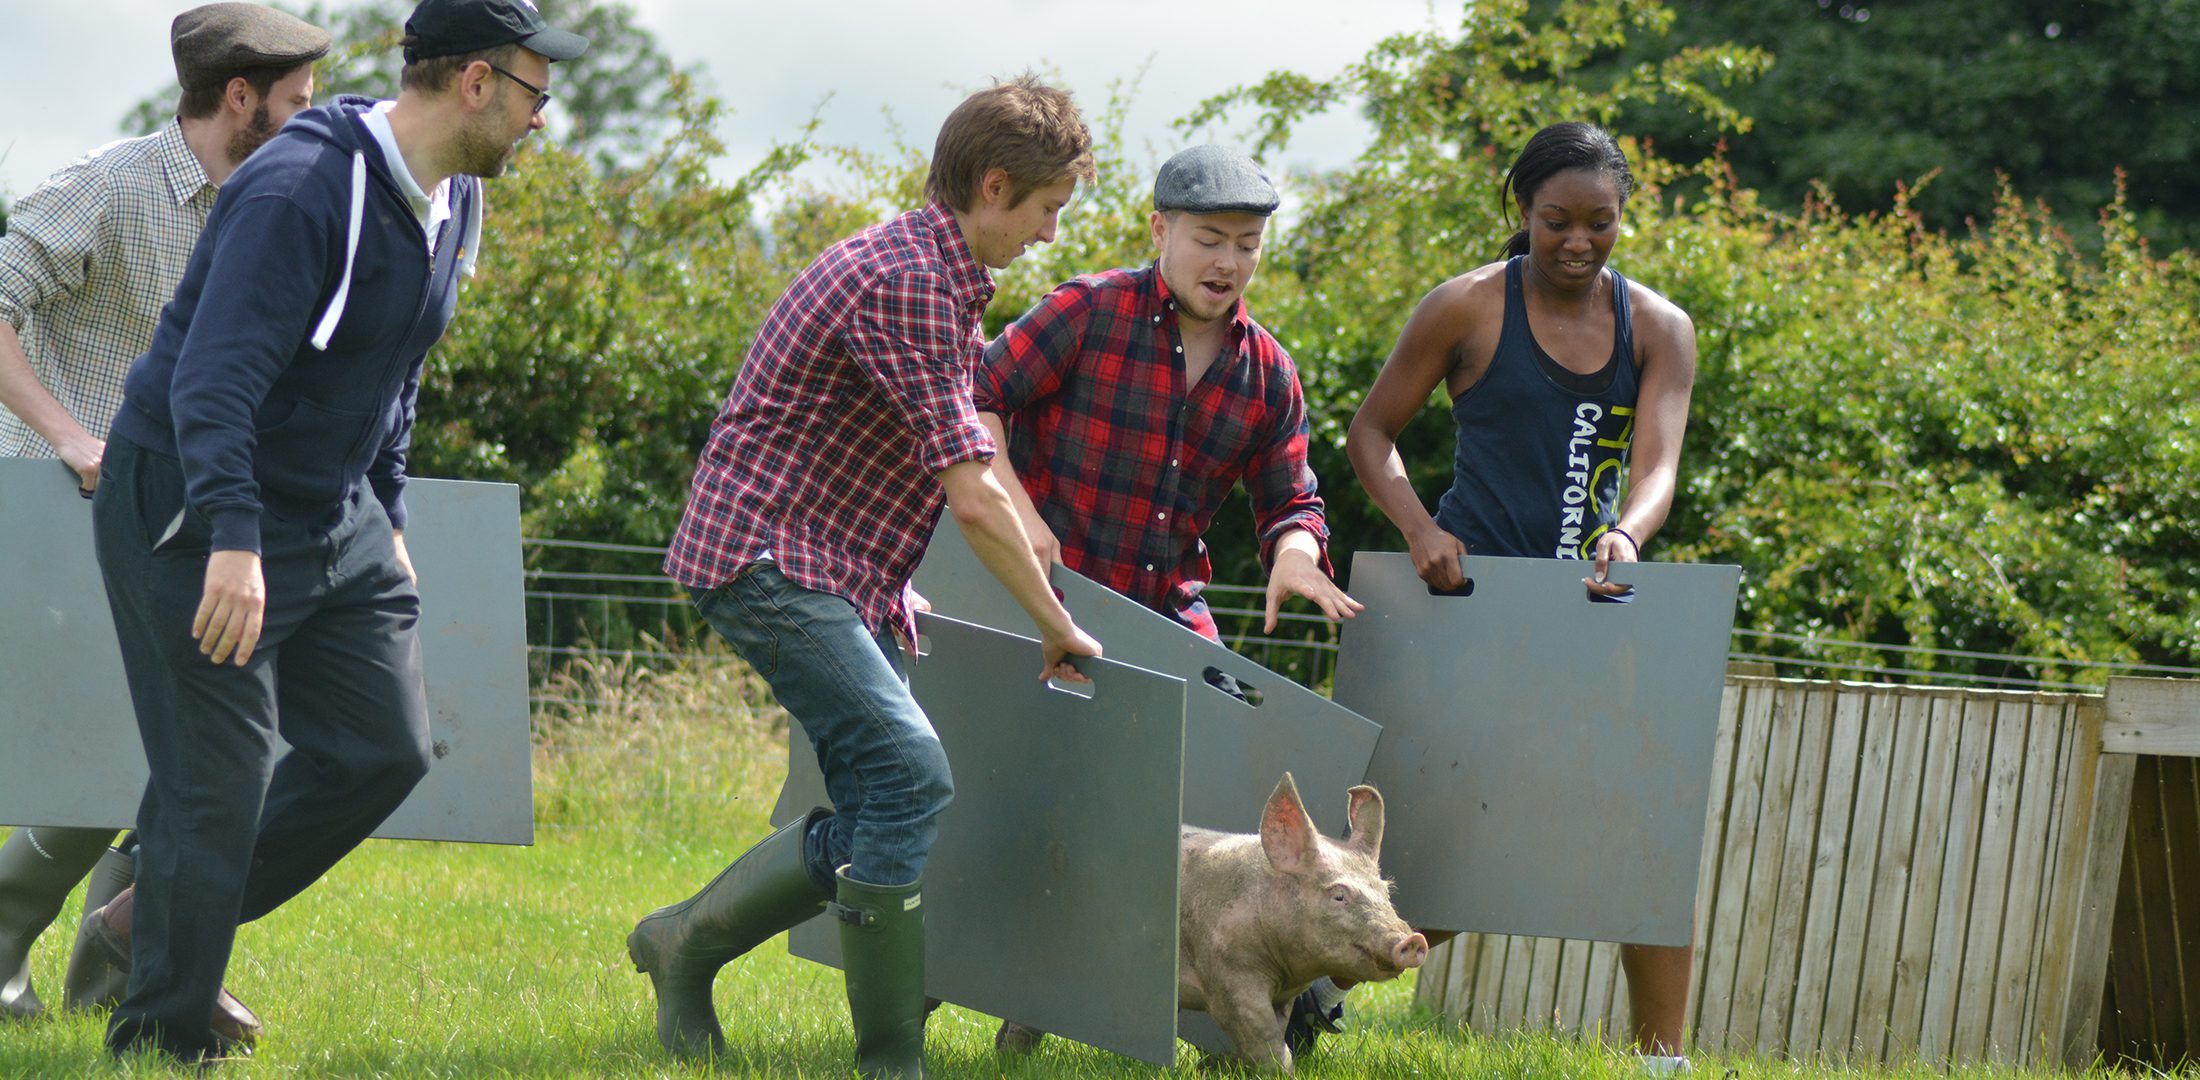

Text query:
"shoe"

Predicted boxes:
[[627, 809, 833, 1059], [1282, 982, 1345, 1059], [63, 845, 134, 1011], [834, 866, 926, 1080], [0, 826, 114, 1020], [104, 1016, 252, 1066], [84, 886, 263, 1047], [1635, 1053, 1694, 1074], [994, 1018, 1046, 1055]]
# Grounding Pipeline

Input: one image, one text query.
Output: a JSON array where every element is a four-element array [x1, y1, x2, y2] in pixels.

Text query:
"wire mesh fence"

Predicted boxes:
[[519, 537, 2197, 707]]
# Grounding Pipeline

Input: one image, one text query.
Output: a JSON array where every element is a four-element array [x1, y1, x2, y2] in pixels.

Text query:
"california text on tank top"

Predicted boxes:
[[1433, 255, 1640, 560]]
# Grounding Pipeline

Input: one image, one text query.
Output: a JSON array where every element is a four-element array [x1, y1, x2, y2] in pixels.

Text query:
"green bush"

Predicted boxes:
[[1641, 174, 2200, 679]]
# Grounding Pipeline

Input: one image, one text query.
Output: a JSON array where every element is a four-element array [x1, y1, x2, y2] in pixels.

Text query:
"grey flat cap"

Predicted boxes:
[[1154, 144, 1280, 216], [171, 3, 330, 89]]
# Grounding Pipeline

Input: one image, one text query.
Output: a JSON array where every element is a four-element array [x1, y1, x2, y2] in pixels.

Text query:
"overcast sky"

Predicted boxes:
[[0, 1, 1450, 199]]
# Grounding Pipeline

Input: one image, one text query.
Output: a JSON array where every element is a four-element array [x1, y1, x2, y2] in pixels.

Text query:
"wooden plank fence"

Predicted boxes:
[[1414, 675, 2163, 1068]]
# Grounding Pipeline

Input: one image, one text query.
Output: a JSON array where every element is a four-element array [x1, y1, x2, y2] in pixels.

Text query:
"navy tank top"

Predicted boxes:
[[1433, 256, 1640, 560]]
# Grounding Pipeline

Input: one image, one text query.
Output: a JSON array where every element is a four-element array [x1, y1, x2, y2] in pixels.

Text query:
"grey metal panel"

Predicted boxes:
[[0, 461, 533, 844], [908, 518, 1381, 839], [772, 613, 1187, 1067], [907, 520, 1386, 1059], [1334, 552, 1739, 945]]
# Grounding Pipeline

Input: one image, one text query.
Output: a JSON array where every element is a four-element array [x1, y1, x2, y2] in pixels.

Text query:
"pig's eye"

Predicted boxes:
[[1328, 885, 1351, 904]]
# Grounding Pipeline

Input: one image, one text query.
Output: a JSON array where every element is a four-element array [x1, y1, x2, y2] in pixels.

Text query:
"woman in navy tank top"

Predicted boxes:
[[1344, 123, 1701, 1067]]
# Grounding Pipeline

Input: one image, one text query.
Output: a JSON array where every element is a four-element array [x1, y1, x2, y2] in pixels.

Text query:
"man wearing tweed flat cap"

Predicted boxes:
[[0, 0, 326, 1045], [978, 140, 1363, 1065], [977, 143, 1356, 643]]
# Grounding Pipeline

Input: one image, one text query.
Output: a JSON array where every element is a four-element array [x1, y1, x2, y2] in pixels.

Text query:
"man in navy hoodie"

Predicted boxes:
[[85, 0, 586, 1062]]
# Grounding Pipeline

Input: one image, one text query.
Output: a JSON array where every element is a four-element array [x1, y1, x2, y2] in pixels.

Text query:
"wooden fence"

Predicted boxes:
[[1411, 675, 2197, 1069]]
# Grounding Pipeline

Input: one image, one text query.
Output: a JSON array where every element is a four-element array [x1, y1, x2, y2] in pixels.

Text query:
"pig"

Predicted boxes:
[[996, 772, 1428, 1073]]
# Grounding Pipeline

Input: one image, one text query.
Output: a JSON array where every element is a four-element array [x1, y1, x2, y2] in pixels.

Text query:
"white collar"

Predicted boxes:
[[361, 101, 451, 242]]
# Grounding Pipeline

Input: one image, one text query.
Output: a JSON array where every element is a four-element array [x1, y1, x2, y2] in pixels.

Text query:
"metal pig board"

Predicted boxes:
[[1335, 552, 1740, 946], [772, 613, 1187, 1067], [909, 518, 1381, 839], [0, 460, 533, 844]]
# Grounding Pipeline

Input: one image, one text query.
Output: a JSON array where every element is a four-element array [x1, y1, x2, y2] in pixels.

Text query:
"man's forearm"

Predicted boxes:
[[939, 459, 1072, 637], [0, 321, 96, 453], [977, 412, 1043, 520], [1273, 526, 1322, 565]]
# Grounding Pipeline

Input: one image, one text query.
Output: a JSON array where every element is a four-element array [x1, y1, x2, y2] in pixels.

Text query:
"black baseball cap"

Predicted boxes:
[[402, 0, 589, 63]]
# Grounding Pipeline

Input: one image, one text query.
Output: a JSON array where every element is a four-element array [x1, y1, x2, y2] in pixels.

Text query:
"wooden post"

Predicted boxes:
[[2089, 677, 2200, 1068], [2103, 678, 2200, 755]]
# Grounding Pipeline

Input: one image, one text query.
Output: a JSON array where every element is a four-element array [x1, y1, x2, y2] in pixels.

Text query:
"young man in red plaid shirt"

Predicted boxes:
[[633, 76, 1101, 1080], [974, 144, 1364, 1057]]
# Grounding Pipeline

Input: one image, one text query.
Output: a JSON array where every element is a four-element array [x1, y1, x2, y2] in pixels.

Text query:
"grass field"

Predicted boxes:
[[0, 656, 2174, 1077]]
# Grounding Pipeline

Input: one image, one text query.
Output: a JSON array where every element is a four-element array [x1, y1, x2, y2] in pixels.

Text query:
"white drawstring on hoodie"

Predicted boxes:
[[309, 150, 367, 351]]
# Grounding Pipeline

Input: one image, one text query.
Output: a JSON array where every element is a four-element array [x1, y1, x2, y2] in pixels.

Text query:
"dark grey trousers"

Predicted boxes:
[[91, 438, 432, 1060]]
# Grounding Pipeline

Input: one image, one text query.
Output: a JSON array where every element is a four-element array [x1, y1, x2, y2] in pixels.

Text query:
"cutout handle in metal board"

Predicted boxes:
[[1045, 674, 1097, 699], [1201, 667, 1263, 707], [1584, 566, 1639, 604], [1422, 554, 1476, 597]]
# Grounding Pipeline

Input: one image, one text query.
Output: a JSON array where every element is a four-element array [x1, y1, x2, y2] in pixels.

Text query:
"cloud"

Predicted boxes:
[[1, 0, 1444, 197]]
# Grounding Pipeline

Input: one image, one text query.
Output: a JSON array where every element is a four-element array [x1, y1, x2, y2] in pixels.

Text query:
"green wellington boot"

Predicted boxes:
[[61, 845, 133, 1011], [627, 809, 833, 1058], [833, 866, 927, 1080], [0, 827, 114, 1020]]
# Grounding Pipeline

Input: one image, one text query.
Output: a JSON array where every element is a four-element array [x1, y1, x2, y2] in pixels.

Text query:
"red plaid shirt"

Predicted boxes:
[[975, 263, 1329, 631], [666, 202, 997, 638]]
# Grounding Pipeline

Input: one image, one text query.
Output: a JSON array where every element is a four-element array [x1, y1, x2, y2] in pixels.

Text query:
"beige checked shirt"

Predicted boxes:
[[0, 119, 217, 458]]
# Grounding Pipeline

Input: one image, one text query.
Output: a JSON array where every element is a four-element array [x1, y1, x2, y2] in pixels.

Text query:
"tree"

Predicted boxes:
[[1558, 0, 2200, 252], [121, 0, 695, 172]]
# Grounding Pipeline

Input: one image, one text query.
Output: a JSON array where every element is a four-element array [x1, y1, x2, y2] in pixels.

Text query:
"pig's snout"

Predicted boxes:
[[1394, 933, 1429, 970]]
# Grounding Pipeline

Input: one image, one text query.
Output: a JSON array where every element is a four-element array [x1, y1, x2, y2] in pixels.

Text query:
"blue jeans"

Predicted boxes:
[[692, 566, 952, 889]]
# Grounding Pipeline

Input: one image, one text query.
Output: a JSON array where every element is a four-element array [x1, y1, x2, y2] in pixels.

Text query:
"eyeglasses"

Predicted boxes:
[[485, 63, 552, 115]]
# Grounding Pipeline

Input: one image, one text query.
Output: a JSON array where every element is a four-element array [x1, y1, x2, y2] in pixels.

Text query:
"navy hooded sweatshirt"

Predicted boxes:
[[110, 94, 482, 555]]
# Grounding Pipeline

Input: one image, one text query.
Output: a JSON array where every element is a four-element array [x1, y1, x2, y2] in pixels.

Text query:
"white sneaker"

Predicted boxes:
[[1636, 1054, 1693, 1074]]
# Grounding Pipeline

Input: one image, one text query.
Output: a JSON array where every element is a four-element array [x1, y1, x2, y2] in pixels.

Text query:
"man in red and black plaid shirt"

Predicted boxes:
[[633, 76, 1100, 1080], [975, 144, 1363, 1061], [975, 144, 1360, 643]]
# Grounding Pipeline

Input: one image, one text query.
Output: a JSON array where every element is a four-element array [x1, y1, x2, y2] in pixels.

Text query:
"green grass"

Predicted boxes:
[[0, 656, 2178, 1077]]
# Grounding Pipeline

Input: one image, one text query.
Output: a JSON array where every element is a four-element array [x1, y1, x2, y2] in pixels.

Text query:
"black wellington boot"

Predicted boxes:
[[626, 809, 833, 1058]]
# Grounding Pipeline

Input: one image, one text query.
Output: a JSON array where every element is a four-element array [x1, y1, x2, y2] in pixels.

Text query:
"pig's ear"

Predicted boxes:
[[1261, 772, 1320, 877], [1345, 785, 1386, 858]]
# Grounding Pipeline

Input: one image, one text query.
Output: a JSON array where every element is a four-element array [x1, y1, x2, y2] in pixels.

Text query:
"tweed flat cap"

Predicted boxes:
[[171, 3, 330, 89], [1153, 144, 1280, 216]]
